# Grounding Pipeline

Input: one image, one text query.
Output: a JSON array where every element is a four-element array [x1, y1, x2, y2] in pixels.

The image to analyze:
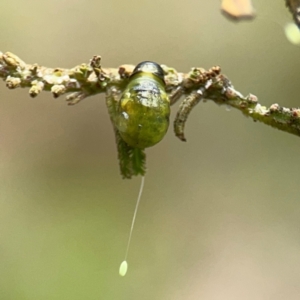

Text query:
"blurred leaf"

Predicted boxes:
[[221, 0, 255, 21]]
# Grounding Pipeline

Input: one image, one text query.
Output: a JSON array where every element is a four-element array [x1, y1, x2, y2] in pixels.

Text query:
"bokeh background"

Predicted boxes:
[[1, 1, 300, 299]]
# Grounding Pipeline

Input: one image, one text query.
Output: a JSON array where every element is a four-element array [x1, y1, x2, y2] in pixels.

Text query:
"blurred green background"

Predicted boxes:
[[1, 1, 300, 299]]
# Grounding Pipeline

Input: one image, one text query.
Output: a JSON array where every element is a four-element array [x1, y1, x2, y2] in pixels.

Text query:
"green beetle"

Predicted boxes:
[[116, 61, 170, 149]]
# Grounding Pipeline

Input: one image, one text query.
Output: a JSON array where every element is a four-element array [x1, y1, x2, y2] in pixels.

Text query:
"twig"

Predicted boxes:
[[1, 51, 300, 139]]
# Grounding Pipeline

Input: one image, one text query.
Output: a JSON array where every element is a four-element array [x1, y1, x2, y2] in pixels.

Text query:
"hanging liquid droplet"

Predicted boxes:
[[119, 260, 128, 276]]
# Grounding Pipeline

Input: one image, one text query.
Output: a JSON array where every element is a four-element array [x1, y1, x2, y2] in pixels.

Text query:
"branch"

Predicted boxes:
[[1, 51, 300, 139]]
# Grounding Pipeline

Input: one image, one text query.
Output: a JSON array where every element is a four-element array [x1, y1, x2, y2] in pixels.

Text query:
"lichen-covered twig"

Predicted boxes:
[[1, 51, 300, 141]]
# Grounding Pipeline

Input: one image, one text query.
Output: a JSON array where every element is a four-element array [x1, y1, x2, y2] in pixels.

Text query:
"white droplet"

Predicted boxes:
[[284, 22, 300, 45], [119, 260, 128, 276]]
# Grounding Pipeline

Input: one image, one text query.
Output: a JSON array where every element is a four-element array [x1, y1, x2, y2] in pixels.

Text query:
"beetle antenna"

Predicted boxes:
[[119, 176, 145, 276]]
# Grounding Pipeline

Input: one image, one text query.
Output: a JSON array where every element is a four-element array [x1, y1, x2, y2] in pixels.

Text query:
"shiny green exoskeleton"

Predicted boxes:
[[116, 61, 170, 149]]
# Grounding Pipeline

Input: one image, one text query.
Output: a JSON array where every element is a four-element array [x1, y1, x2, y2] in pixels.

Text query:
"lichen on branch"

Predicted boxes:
[[1, 51, 300, 138], [1, 51, 300, 177]]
